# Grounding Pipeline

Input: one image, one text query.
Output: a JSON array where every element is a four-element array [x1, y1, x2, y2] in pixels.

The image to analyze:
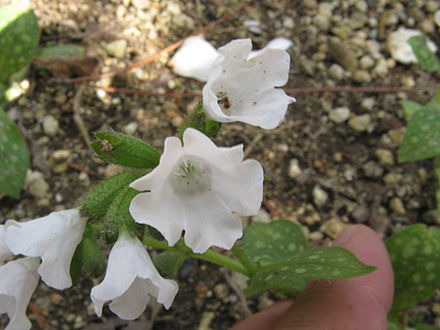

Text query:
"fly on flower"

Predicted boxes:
[[202, 38, 295, 129]]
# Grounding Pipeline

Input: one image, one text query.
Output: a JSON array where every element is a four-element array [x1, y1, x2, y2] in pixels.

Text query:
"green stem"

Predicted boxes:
[[143, 236, 249, 276], [232, 243, 257, 276]]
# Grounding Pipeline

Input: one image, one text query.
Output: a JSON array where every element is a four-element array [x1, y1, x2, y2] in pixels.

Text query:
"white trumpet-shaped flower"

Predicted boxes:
[[0, 225, 14, 262], [0, 257, 40, 330], [202, 38, 295, 129], [4, 209, 86, 290], [91, 232, 178, 320], [129, 128, 264, 253]]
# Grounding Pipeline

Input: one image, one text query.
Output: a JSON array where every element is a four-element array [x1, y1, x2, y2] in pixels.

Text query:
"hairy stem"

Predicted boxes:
[[143, 236, 249, 276]]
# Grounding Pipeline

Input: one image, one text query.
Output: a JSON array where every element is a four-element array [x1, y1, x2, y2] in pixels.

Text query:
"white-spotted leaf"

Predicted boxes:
[[241, 219, 308, 266], [245, 246, 376, 296], [386, 224, 440, 312]]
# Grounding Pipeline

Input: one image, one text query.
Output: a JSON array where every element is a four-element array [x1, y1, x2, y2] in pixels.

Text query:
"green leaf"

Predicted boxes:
[[153, 250, 187, 276], [35, 44, 85, 59], [408, 36, 440, 72], [0, 2, 40, 85], [398, 102, 440, 162], [387, 320, 404, 330], [245, 246, 376, 296], [92, 132, 160, 169], [70, 225, 106, 282], [242, 219, 308, 266], [0, 109, 29, 198], [102, 186, 142, 242], [386, 224, 440, 313], [401, 100, 424, 121], [79, 171, 143, 222]]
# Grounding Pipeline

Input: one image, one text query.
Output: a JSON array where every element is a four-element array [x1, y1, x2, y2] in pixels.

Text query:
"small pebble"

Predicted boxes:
[[329, 107, 350, 123], [328, 63, 345, 80], [321, 218, 346, 238], [288, 158, 302, 178], [362, 161, 384, 178], [390, 197, 406, 215], [313, 185, 329, 207], [375, 148, 394, 166], [43, 115, 59, 136], [353, 70, 372, 83], [348, 114, 371, 132]]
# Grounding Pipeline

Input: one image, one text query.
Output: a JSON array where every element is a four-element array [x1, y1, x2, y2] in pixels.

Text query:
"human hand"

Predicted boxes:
[[231, 224, 394, 330]]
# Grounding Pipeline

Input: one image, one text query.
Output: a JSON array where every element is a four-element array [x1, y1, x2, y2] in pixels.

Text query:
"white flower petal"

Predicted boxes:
[[91, 232, 177, 320], [249, 37, 293, 58], [5, 209, 85, 289], [0, 258, 40, 330], [0, 225, 14, 262], [170, 36, 219, 81], [388, 28, 438, 64], [203, 38, 295, 129], [130, 128, 264, 253]]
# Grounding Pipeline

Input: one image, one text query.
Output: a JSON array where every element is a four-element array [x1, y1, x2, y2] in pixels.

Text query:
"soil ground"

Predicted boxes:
[[1, 0, 440, 329]]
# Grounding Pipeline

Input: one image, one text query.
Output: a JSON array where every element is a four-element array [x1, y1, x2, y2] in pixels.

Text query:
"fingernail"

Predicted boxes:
[[333, 225, 358, 246]]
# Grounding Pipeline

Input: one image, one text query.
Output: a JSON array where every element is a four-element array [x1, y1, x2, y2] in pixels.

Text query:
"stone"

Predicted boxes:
[[288, 158, 302, 178], [321, 218, 346, 238], [375, 148, 394, 166], [313, 14, 331, 31], [328, 63, 345, 80], [384, 172, 402, 184], [348, 114, 371, 132], [213, 283, 229, 299], [329, 107, 350, 123], [42, 115, 59, 136], [361, 97, 375, 110], [359, 55, 375, 69], [25, 170, 49, 198], [313, 185, 328, 207], [50, 150, 71, 173], [353, 70, 372, 83], [103, 40, 127, 58], [388, 127, 406, 144], [362, 161, 384, 178], [390, 197, 406, 215], [252, 209, 271, 223]]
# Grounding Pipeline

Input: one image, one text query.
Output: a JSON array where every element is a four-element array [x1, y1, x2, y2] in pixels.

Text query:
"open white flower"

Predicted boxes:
[[91, 231, 178, 320], [129, 128, 264, 253], [202, 38, 295, 129], [0, 225, 14, 262], [5, 209, 86, 290], [0, 257, 40, 330]]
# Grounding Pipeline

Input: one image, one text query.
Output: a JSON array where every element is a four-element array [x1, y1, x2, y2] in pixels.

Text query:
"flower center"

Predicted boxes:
[[169, 156, 212, 196]]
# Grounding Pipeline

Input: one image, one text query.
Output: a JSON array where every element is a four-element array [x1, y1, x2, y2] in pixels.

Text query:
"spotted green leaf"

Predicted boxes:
[[92, 132, 160, 169], [245, 246, 376, 296], [386, 224, 440, 313], [408, 36, 440, 73], [153, 251, 187, 276], [0, 109, 29, 198], [242, 219, 308, 266], [36, 44, 85, 59], [0, 2, 40, 85], [401, 100, 423, 122], [398, 102, 440, 162]]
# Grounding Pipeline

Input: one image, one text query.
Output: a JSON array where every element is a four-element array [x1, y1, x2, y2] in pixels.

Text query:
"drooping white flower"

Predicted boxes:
[[0, 257, 40, 330], [129, 128, 264, 253], [0, 225, 14, 262], [170, 36, 220, 81], [5, 209, 86, 290], [388, 28, 437, 64], [91, 231, 178, 320], [202, 38, 295, 129]]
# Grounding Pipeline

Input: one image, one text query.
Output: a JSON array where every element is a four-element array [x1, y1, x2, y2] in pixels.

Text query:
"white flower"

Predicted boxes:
[[129, 128, 264, 253], [249, 37, 293, 58], [5, 209, 86, 290], [0, 225, 14, 262], [91, 232, 178, 320], [170, 36, 220, 81], [0, 257, 40, 330], [387, 28, 437, 64], [202, 38, 295, 129]]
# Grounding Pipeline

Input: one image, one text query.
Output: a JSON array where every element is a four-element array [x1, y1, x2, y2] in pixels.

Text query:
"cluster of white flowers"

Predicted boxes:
[[0, 38, 293, 328]]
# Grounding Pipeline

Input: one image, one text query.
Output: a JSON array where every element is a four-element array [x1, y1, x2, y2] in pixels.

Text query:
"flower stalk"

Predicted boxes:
[[143, 236, 249, 276]]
